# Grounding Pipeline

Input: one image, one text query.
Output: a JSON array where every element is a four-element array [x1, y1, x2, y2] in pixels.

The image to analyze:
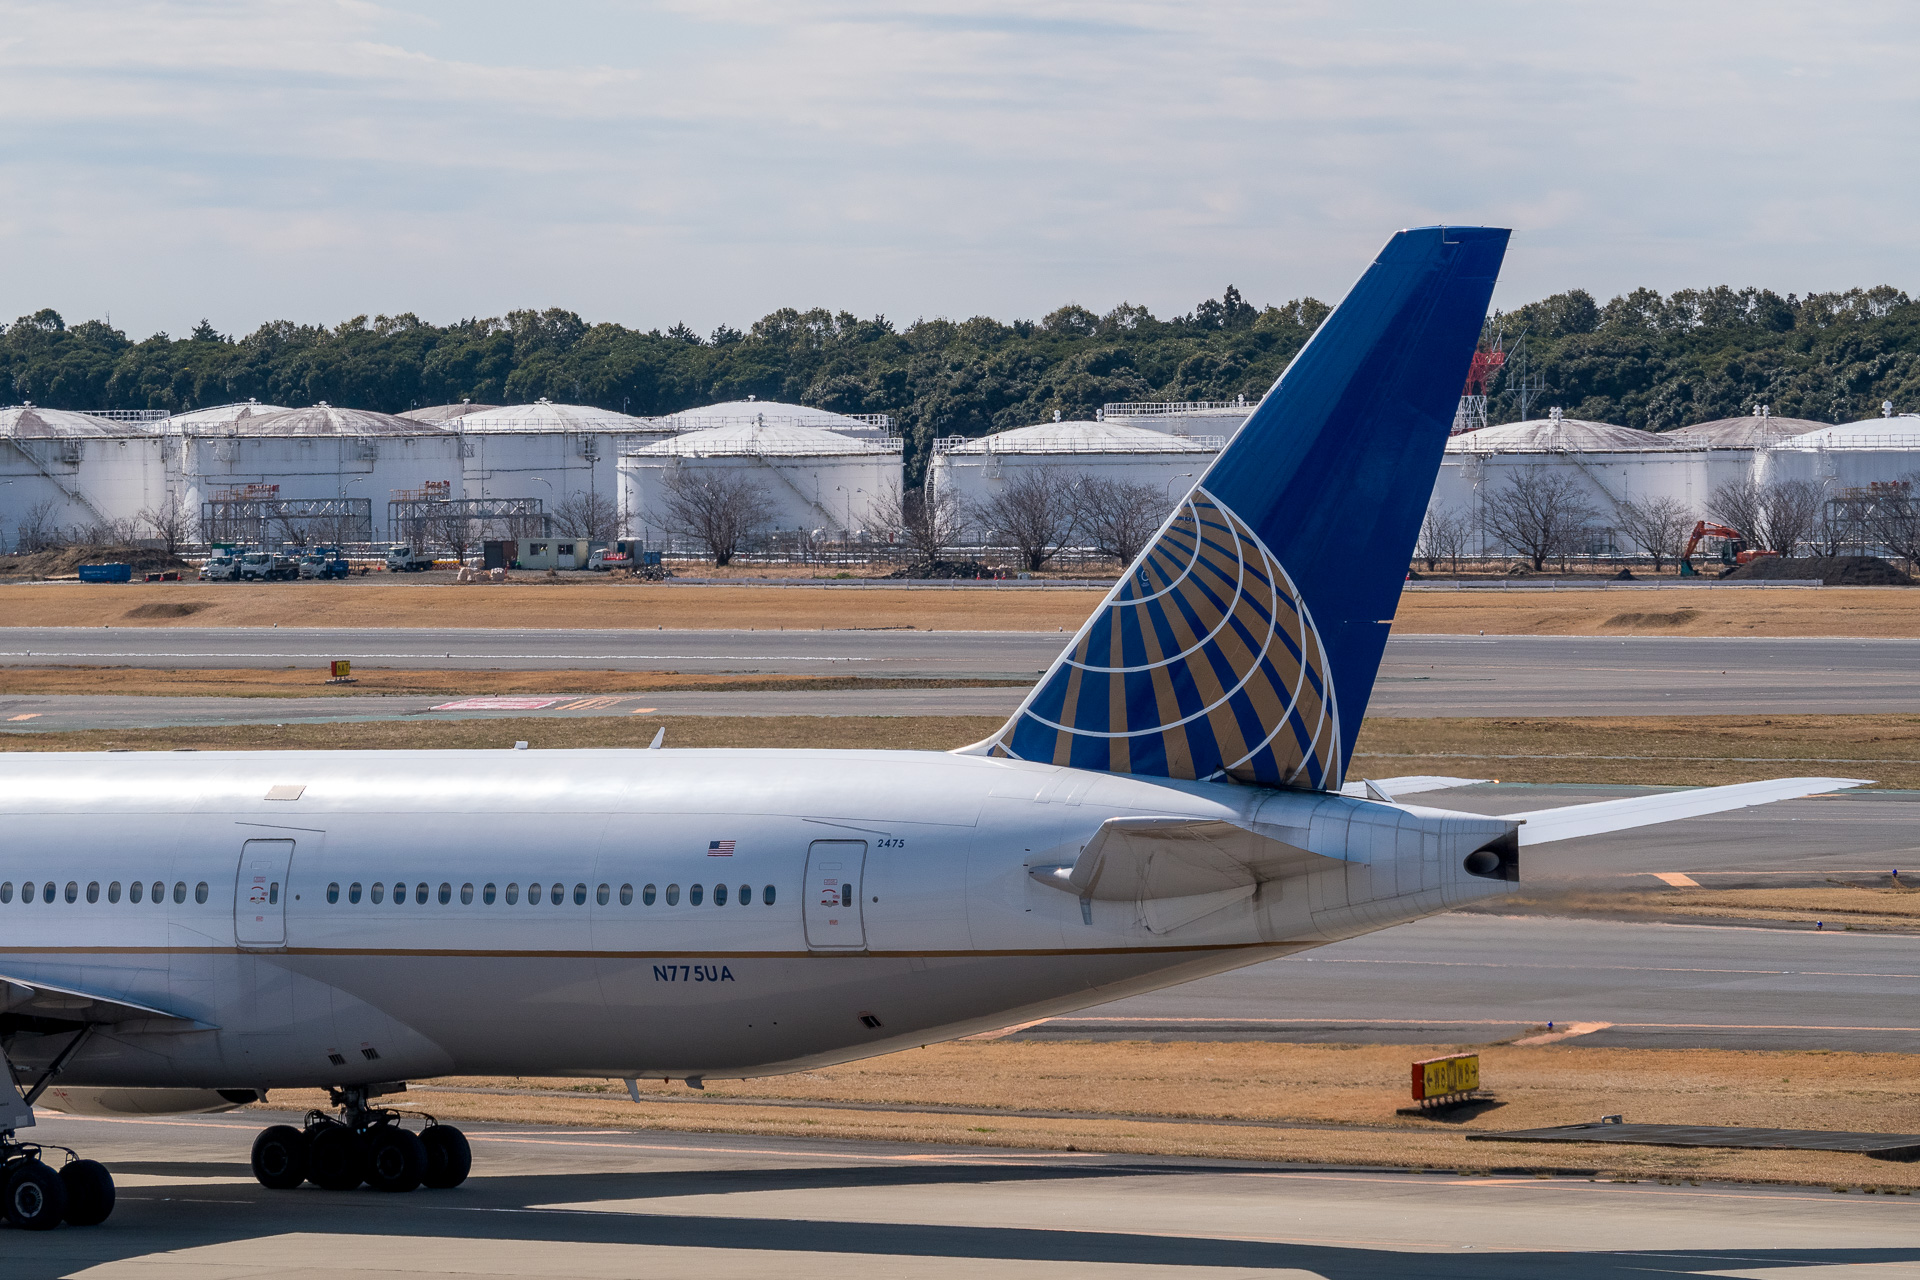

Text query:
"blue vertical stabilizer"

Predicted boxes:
[[963, 226, 1509, 790]]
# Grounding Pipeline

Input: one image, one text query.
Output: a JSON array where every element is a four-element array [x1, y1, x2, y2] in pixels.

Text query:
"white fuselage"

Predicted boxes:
[[0, 748, 1512, 1090]]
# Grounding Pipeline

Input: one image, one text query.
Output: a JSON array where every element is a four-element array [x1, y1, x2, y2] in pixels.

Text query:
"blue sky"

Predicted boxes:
[[3, 1, 1916, 338]]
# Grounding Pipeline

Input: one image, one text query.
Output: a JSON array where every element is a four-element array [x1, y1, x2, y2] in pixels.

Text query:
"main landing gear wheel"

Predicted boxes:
[[365, 1127, 426, 1193], [306, 1125, 368, 1192], [250, 1125, 309, 1190], [60, 1160, 116, 1227], [4, 1159, 68, 1231], [420, 1125, 471, 1190]]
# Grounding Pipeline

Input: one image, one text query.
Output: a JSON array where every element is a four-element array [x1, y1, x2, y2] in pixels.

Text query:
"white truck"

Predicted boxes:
[[384, 545, 433, 573]]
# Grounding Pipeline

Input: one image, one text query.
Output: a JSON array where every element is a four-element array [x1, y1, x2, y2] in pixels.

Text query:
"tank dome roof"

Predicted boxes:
[[940, 420, 1222, 454], [1446, 417, 1659, 452]]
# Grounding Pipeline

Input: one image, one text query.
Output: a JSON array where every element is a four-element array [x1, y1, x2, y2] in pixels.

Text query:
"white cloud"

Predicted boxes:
[[1, 0, 1915, 338]]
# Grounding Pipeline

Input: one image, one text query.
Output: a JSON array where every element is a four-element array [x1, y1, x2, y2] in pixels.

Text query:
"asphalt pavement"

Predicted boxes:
[[16, 1110, 1919, 1278], [5, 631, 1920, 726]]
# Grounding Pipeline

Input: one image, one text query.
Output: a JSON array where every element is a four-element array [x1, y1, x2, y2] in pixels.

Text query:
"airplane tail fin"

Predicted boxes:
[[962, 226, 1509, 790]]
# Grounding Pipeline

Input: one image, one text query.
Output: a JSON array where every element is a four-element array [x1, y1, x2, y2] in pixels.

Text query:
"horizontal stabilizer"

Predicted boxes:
[[0, 973, 209, 1031], [1030, 814, 1349, 932], [1339, 775, 1490, 800], [1510, 777, 1872, 846]]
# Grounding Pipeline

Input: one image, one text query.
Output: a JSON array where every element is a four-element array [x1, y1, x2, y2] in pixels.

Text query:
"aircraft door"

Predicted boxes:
[[803, 840, 868, 949], [235, 839, 294, 948]]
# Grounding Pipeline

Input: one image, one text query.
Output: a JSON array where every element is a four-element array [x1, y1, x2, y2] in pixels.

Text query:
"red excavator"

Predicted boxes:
[[1678, 521, 1779, 576]]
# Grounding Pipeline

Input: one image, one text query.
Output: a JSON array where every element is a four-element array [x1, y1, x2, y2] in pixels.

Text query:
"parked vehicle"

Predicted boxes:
[[299, 548, 351, 580], [385, 545, 432, 572], [239, 551, 299, 582], [199, 549, 241, 581], [586, 547, 632, 572]]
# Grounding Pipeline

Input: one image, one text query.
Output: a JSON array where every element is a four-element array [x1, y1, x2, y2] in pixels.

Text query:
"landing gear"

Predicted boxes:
[[3, 1028, 116, 1228], [248, 1085, 469, 1193]]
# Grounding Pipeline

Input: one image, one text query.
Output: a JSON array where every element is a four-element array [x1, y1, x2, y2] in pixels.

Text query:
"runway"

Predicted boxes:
[[16, 1109, 1920, 1278], [4, 632, 1920, 727]]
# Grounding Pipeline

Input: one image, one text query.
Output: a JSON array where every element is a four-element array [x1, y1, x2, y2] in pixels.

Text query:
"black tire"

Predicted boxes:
[[251, 1125, 309, 1190], [420, 1125, 472, 1189], [365, 1127, 427, 1194], [306, 1125, 368, 1191], [5, 1159, 68, 1230], [61, 1159, 115, 1226]]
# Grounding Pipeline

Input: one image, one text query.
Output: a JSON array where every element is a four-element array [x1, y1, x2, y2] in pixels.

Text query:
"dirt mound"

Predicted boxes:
[[0, 544, 194, 580], [1602, 608, 1702, 629], [1725, 556, 1913, 586], [123, 601, 213, 620]]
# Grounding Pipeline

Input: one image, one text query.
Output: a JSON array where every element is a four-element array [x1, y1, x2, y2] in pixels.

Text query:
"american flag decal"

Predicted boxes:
[[707, 840, 736, 856]]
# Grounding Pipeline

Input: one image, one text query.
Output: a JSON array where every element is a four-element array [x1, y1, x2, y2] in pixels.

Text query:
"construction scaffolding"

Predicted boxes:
[[1823, 481, 1912, 556], [386, 484, 550, 545], [201, 486, 374, 545]]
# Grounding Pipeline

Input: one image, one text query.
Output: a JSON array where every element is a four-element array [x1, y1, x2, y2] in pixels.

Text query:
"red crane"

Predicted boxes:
[[1680, 521, 1778, 575]]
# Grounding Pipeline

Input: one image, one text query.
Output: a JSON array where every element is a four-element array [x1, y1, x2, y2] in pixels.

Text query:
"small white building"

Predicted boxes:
[[0, 405, 167, 545], [619, 421, 903, 541], [927, 419, 1223, 536]]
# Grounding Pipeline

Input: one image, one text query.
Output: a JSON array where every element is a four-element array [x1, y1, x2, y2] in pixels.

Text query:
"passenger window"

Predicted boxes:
[[151, 881, 164, 904], [642, 884, 656, 906], [573, 883, 587, 906], [839, 884, 852, 908], [461, 883, 474, 905], [349, 882, 362, 904], [66, 882, 79, 904], [714, 883, 729, 906], [739, 884, 749, 906], [196, 882, 209, 905], [371, 882, 386, 904], [416, 883, 430, 905], [172, 881, 186, 904], [267, 883, 278, 906], [86, 882, 100, 904], [438, 883, 452, 905], [107, 881, 121, 904], [327, 883, 340, 905], [665, 883, 680, 906], [20, 882, 33, 903], [44, 881, 57, 904], [509, 882, 523, 905], [129, 881, 143, 904], [0, 882, 11, 904], [527, 882, 542, 905], [550, 882, 563, 906], [483, 883, 497, 905], [620, 884, 634, 906], [763, 885, 776, 906], [690, 884, 704, 906]]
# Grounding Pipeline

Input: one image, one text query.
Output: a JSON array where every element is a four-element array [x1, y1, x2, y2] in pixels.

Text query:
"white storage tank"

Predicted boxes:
[[620, 421, 903, 540], [1761, 411, 1920, 489], [927, 419, 1222, 536], [650, 398, 893, 439], [170, 403, 462, 534], [0, 404, 168, 545], [1664, 410, 1831, 448], [447, 399, 672, 518], [1431, 412, 1746, 555], [400, 402, 498, 425]]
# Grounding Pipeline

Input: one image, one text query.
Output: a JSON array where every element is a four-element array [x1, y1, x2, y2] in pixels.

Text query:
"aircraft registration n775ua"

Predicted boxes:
[[0, 226, 1865, 1230]]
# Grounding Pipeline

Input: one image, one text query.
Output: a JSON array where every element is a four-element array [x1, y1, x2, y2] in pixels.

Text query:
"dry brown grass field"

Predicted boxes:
[[254, 1041, 1920, 1189], [3, 580, 1919, 635]]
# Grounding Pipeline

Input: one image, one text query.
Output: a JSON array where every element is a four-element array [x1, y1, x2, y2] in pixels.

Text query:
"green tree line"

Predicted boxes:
[[4, 282, 1917, 478]]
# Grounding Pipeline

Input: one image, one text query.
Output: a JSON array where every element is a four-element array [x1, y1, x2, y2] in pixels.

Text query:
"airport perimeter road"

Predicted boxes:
[[1033, 912, 1920, 1051], [17, 1111, 1919, 1278]]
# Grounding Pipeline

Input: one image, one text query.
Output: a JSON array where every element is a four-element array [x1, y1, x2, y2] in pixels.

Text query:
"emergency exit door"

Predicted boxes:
[[803, 840, 867, 949], [235, 840, 294, 948]]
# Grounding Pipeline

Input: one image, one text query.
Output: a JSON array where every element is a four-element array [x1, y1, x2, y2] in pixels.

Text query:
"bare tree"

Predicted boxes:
[[15, 498, 61, 552], [1757, 479, 1822, 557], [1415, 504, 1471, 574], [553, 488, 624, 541], [974, 465, 1081, 573], [657, 468, 775, 567], [1614, 494, 1693, 572], [1480, 467, 1598, 572], [424, 507, 480, 565], [1869, 475, 1920, 572], [872, 478, 969, 568], [1707, 478, 1766, 548], [1077, 475, 1168, 567], [139, 496, 194, 557]]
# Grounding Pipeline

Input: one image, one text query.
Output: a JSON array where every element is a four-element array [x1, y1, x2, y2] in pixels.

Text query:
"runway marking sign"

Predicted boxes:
[[1412, 1052, 1479, 1103]]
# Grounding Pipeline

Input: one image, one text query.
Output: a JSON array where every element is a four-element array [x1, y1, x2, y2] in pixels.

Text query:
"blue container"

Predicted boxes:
[[77, 563, 134, 583]]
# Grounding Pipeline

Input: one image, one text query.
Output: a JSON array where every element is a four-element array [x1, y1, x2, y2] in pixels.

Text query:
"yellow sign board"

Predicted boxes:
[[1412, 1053, 1480, 1101], [330, 660, 352, 680]]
